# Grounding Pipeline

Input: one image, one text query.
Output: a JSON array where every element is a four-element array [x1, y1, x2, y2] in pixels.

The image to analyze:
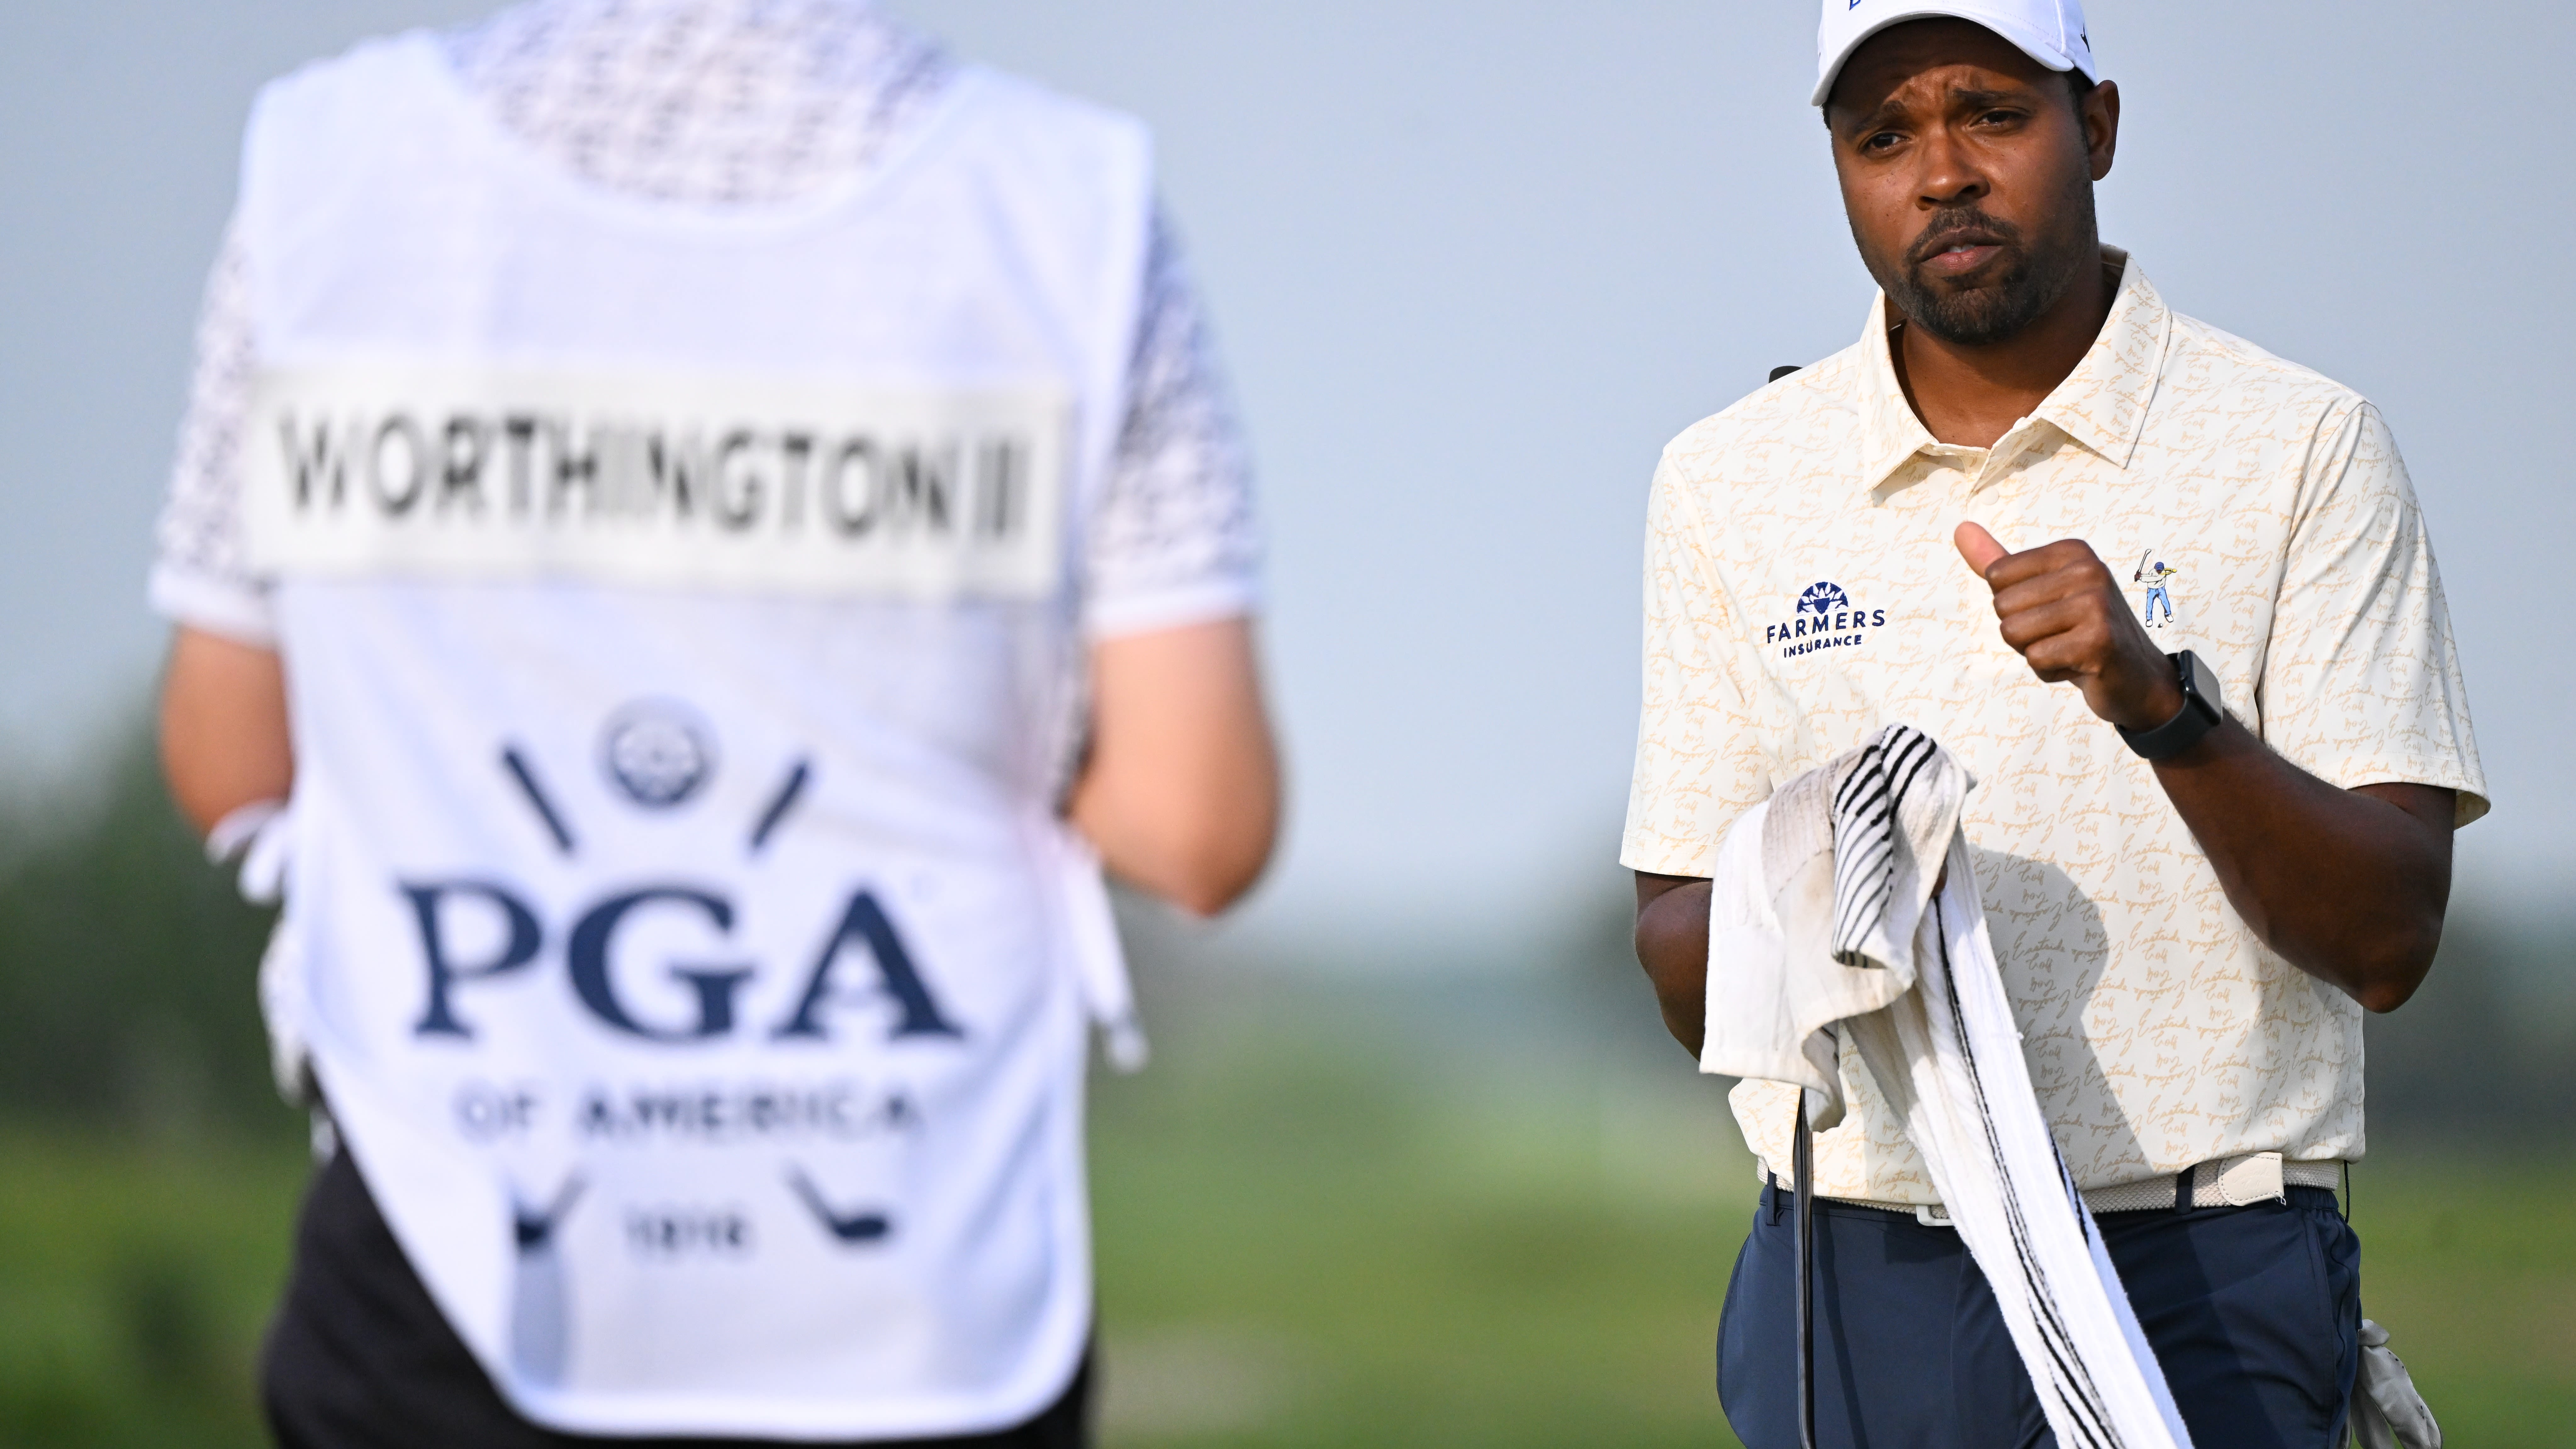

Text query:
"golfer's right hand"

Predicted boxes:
[[1955, 522, 2182, 733]]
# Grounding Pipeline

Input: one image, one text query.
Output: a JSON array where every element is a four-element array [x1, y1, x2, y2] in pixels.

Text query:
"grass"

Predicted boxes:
[[2330, 1152, 2576, 1443], [0, 988, 2568, 1448], [1087, 1018, 1751, 1448], [0, 1126, 308, 1448]]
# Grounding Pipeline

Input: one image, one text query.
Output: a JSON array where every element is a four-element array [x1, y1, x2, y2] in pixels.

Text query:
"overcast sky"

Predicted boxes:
[[3, 1, 2569, 956]]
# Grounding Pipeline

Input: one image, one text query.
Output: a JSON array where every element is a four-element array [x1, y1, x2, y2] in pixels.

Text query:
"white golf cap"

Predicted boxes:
[[1813, 0, 2099, 108]]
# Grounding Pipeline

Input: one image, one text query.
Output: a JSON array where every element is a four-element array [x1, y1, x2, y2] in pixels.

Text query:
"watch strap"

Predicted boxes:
[[2117, 650, 2223, 761]]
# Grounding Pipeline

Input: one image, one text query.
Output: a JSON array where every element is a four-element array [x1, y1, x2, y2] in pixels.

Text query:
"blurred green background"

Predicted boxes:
[[2, 734, 2572, 1448]]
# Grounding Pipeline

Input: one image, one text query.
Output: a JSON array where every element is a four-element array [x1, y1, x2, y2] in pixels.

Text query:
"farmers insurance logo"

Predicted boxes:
[[1767, 580, 1886, 659]]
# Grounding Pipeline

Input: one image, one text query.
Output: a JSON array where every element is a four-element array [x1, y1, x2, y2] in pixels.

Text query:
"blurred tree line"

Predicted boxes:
[[2366, 889, 2576, 1145], [0, 720, 2569, 1142], [0, 727, 284, 1136]]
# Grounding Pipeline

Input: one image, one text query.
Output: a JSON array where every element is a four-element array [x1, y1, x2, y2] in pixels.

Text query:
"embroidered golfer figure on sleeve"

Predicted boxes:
[[2135, 554, 2179, 627]]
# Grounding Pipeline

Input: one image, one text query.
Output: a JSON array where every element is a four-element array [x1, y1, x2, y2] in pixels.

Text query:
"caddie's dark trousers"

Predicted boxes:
[[262, 1148, 1092, 1449], [1717, 1178, 2359, 1449]]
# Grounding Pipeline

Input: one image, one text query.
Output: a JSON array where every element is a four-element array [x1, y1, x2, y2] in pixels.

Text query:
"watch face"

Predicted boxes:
[[2179, 650, 2224, 720]]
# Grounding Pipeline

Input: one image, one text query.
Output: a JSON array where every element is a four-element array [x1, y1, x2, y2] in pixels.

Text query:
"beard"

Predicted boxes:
[[1871, 191, 2097, 347]]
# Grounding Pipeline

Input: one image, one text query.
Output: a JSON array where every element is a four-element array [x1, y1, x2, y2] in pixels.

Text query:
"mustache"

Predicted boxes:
[[1904, 208, 2027, 268]]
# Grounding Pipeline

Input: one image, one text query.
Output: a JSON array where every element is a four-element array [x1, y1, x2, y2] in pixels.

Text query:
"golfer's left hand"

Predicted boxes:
[[1954, 522, 2182, 732]]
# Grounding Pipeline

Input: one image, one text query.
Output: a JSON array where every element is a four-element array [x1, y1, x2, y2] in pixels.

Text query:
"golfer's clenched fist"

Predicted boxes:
[[1954, 522, 2182, 733]]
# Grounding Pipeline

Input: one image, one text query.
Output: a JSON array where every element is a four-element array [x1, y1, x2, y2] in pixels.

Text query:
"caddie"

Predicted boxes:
[[151, 2, 1280, 1445], [1624, 2, 2483, 1445]]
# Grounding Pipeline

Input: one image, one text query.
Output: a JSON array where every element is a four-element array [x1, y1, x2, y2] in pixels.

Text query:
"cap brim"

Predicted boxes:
[[1812, 8, 2090, 108]]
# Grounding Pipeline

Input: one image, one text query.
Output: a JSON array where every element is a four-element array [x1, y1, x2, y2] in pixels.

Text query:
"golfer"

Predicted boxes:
[[152, 2, 1279, 1445], [1624, 2, 2482, 1445]]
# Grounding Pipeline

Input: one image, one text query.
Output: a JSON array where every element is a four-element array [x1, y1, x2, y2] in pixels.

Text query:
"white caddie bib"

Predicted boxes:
[[235, 35, 1152, 1440]]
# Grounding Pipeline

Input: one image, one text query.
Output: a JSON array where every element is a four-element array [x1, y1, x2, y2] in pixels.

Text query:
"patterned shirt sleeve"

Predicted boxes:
[[2259, 400, 2489, 824], [1620, 455, 1769, 876], [148, 218, 276, 646], [1081, 205, 1262, 638]]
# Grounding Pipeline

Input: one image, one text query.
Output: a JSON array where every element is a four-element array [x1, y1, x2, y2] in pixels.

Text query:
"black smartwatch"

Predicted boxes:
[[2116, 650, 2225, 761]]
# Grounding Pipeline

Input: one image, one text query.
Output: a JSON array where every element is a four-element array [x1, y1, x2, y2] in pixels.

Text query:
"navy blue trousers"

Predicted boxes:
[[1717, 1180, 2360, 1449]]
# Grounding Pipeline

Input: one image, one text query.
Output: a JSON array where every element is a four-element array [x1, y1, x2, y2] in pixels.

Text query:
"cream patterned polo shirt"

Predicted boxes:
[[1621, 250, 2487, 1202]]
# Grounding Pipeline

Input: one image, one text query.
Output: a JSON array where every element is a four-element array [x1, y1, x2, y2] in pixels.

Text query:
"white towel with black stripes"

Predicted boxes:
[[1700, 724, 2194, 1449]]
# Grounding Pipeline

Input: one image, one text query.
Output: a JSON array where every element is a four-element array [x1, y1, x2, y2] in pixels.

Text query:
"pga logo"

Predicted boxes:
[[402, 879, 963, 1047]]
